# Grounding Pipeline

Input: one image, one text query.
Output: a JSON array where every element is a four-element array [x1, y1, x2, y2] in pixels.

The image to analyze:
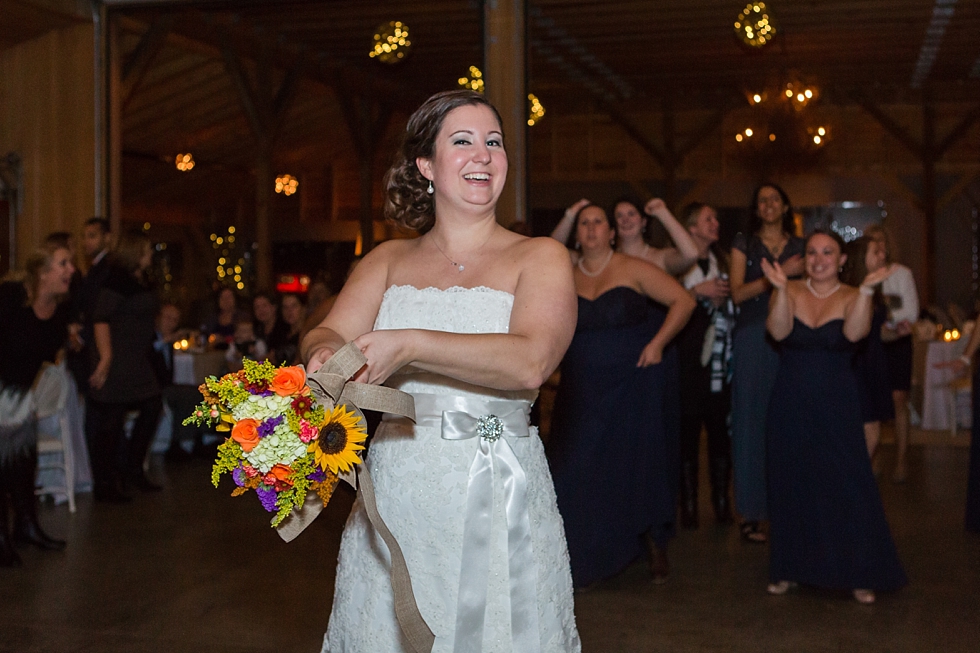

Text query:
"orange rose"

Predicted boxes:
[[269, 464, 293, 484], [231, 418, 261, 452], [271, 366, 307, 397]]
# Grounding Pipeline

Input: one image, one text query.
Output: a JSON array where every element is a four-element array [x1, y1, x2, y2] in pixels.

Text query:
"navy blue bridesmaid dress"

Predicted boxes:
[[767, 318, 907, 591], [548, 287, 675, 588]]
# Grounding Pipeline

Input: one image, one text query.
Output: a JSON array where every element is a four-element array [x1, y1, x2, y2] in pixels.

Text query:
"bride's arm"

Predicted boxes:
[[353, 237, 577, 390]]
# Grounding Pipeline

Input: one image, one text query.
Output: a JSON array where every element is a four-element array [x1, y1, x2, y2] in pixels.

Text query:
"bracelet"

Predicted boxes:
[[960, 355, 972, 367], [859, 285, 874, 296]]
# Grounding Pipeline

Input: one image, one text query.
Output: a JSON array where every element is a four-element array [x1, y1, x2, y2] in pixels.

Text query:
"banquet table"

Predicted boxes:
[[917, 338, 971, 432], [172, 350, 227, 386]]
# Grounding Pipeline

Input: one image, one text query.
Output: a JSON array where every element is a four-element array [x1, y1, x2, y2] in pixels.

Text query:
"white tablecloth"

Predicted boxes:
[[36, 376, 93, 500], [920, 339, 971, 431]]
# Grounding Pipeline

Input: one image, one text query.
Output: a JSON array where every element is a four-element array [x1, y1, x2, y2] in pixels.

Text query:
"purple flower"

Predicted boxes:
[[232, 467, 245, 487], [258, 415, 284, 438], [256, 486, 278, 512], [307, 469, 327, 482]]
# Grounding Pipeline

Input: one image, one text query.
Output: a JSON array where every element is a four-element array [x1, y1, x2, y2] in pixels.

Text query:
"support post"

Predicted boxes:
[[484, 0, 527, 226]]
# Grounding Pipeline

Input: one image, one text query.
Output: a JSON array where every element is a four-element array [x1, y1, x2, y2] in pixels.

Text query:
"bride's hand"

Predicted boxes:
[[351, 330, 417, 385], [306, 346, 336, 374]]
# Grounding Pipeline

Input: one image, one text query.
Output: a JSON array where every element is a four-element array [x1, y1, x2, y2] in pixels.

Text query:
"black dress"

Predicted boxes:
[[854, 304, 895, 424], [767, 318, 907, 591], [548, 287, 673, 588]]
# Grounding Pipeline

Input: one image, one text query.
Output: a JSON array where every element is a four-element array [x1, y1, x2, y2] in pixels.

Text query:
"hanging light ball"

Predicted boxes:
[[735, 2, 777, 48], [275, 174, 298, 196], [458, 66, 485, 93], [175, 153, 195, 171], [369, 21, 412, 63], [527, 94, 545, 126]]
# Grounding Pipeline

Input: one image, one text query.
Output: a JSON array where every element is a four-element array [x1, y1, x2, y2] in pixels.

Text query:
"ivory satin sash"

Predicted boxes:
[[405, 393, 542, 653]]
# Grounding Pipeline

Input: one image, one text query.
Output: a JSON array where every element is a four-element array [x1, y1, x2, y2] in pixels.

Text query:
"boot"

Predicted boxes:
[[642, 531, 669, 584], [10, 456, 65, 552], [678, 460, 699, 530], [0, 491, 22, 567], [709, 456, 733, 525]]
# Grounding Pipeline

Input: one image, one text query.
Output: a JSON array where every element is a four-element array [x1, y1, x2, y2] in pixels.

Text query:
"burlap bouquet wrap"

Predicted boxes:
[[277, 342, 434, 653]]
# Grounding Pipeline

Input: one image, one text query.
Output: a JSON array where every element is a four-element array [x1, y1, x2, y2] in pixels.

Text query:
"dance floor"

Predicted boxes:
[[2, 437, 978, 653]]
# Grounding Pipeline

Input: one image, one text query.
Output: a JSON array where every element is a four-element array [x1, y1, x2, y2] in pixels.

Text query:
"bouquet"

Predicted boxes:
[[183, 359, 367, 526]]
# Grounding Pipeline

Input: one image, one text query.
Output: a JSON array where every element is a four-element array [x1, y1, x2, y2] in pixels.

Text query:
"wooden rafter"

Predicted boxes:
[[121, 15, 173, 109]]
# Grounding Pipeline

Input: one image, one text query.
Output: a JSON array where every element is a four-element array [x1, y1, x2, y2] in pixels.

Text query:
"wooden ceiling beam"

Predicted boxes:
[[121, 14, 173, 110]]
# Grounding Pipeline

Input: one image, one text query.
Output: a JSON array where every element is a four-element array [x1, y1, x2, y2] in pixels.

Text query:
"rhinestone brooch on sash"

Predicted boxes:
[[476, 414, 504, 442]]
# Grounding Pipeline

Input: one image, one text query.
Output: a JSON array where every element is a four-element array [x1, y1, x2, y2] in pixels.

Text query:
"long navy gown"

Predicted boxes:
[[767, 318, 907, 591], [548, 287, 674, 588]]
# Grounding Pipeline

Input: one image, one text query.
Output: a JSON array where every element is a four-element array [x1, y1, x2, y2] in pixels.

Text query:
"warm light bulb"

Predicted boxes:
[[745, 128, 754, 137]]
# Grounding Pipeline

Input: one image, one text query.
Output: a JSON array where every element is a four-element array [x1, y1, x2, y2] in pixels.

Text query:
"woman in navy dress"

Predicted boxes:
[[761, 230, 907, 604], [729, 183, 805, 543], [548, 204, 694, 587], [842, 236, 895, 459]]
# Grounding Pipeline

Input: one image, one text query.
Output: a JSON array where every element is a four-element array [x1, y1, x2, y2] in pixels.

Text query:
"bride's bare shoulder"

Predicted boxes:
[[507, 233, 570, 266]]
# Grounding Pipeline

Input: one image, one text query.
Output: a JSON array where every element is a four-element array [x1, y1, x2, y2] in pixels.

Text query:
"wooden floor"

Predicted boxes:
[[2, 437, 978, 653]]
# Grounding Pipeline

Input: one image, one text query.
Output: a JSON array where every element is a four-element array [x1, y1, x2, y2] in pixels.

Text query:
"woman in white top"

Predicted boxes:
[[865, 224, 919, 483]]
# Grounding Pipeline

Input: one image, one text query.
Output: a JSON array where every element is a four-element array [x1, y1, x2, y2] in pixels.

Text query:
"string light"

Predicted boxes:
[[369, 21, 411, 63], [458, 66, 485, 93], [275, 174, 298, 196], [735, 2, 776, 48], [528, 94, 546, 126], [175, 153, 195, 171]]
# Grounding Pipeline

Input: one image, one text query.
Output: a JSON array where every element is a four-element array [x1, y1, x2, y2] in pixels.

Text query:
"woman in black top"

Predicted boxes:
[[0, 245, 75, 566], [86, 230, 162, 502]]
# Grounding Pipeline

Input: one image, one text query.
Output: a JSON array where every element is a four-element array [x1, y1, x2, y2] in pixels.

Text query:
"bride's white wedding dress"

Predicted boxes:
[[322, 285, 580, 653]]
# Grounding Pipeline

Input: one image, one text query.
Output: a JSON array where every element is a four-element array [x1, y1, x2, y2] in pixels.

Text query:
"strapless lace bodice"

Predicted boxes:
[[374, 285, 537, 403], [322, 284, 579, 653]]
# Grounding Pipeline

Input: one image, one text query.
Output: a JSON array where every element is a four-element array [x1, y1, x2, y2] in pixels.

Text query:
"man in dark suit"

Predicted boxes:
[[75, 217, 113, 384]]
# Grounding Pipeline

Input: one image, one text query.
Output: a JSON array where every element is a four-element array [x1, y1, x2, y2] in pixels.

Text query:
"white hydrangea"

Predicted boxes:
[[243, 420, 308, 474], [234, 393, 293, 423]]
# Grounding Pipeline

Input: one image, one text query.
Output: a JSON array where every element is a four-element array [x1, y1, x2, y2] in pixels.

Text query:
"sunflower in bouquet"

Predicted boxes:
[[184, 359, 367, 526]]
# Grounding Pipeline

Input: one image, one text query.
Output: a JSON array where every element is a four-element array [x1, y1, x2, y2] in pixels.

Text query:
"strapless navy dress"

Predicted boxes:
[[548, 287, 674, 588], [767, 318, 907, 591]]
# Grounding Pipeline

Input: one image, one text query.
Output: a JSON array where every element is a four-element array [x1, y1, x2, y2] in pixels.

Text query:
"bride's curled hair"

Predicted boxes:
[[384, 90, 504, 233]]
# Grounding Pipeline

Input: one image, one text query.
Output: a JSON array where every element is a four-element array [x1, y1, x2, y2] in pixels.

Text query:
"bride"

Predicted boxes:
[[302, 90, 581, 653]]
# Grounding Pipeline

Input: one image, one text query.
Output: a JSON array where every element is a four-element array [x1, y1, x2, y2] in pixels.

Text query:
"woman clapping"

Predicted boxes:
[[760, 230, 906, 604]]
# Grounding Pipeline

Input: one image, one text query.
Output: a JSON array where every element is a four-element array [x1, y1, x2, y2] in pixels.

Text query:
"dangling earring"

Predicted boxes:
[[427, 180, 434, 195], [574, 241, 581, 250]]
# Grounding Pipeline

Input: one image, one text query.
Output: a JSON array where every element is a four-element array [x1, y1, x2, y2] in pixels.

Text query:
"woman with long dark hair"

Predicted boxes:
[[0, 245, 74, 566], [842, 236, 895, 458], [728, 183, 806, 543]]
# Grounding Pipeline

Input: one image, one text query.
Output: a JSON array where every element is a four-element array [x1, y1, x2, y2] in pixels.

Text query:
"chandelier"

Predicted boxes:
[[734, 75, 830, 172]]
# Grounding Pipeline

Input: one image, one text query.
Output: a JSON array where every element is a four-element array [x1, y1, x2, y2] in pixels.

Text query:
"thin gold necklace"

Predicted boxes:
[[430, 230, 493, 273]]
